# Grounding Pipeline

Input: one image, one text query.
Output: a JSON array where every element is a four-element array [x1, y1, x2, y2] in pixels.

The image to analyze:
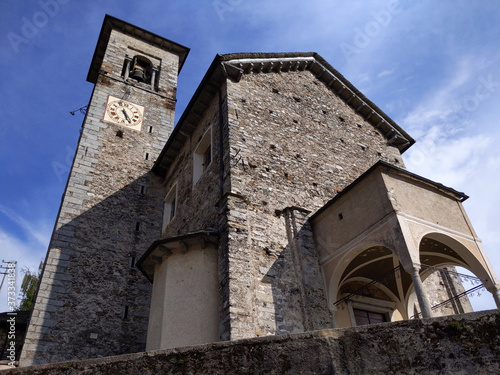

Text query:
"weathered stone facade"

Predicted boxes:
[[20, 17, 188, 366], [20, 16, 500, 369], [161, 93, 223, 238], [421, 267, 473, 317], [144, 65, 411, 343], [223, 69, 405, 338]]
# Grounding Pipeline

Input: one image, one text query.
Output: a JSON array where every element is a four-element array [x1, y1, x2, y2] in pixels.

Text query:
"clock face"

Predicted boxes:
[[103, 95, 144, 132]]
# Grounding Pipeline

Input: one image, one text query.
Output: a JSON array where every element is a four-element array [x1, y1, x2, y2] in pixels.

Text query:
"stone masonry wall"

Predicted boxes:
[[20, 30, 180, 365], [5, 310, 500, 374], [223, 70, 405, 339], [419, 267, 473, 317], [161, 94, 223, 238]]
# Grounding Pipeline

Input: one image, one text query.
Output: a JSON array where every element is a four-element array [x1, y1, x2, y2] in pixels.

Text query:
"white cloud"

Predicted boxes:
[[403, 131, 500, 312], [404, 129, 491, 187], [0, 229, 46, 313], [0, 205, 51, 248], [398, 44, 500, 312], [0, 204, 51, 312], [378, 69, 395, 78]]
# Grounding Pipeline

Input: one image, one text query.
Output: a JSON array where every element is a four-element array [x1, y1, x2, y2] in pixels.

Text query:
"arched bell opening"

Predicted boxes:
[[331, 245, 409, 327], [129, 55, 153, 84], [122, 55, 154, 85]]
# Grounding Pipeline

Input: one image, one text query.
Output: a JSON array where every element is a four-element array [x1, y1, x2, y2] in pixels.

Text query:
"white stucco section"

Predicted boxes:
[[146, 245, 219, 350]]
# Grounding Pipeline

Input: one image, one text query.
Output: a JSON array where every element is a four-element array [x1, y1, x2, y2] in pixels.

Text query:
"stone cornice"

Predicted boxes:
[[136, 230, 219, 283]]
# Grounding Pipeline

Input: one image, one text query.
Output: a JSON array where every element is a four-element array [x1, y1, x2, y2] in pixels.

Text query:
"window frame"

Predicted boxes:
[[162, 184, 177, 231], [345, 295, 395, 327], [193, 127, 212, 186]]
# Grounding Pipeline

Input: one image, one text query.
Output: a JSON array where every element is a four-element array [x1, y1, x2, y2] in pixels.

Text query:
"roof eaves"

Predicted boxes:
[[136, 230, 219, 283], [152, 54, 226, 175], [310, 160, 468, 223], [154, 52, 416, 176], [220, 53, 414, 152]]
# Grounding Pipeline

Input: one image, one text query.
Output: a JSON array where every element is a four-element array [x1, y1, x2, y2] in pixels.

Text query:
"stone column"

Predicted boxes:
[[123, 55, 132, 80], [409, 266, 433, 318], [488, 287, 500, 309], [151, 67, 159, 91]]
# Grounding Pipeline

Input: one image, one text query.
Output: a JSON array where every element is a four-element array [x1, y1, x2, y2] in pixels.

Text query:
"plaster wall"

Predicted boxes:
[[312, 172, 393, 262], [310, 166, 483, 326], [382, 173, 472, 235], [147, 246, 219, 350]]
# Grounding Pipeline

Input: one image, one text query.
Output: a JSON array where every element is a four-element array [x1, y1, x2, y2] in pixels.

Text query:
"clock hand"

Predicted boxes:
[[122, 108, 131, 122]]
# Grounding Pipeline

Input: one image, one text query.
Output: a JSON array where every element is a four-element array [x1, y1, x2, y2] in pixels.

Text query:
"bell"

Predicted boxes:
[[130, 65, 145, 82]]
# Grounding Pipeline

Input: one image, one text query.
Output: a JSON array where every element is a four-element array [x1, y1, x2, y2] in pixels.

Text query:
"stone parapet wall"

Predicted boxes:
[[5, 310, 500, 374]]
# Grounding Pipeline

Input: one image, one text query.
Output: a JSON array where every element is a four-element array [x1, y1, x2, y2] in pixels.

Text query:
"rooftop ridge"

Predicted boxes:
[[153, 53, 415, 176]]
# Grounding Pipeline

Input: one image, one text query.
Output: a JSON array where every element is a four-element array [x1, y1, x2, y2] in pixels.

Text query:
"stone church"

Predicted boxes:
[[19, 15, 500, 366]]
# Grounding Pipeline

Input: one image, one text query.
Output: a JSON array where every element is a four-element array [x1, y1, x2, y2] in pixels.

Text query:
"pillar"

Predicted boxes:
[[488, 287, 500, 309], [123, 55, 132, 80], [409, 266, 433, 318], [151, 67, 159, 91]]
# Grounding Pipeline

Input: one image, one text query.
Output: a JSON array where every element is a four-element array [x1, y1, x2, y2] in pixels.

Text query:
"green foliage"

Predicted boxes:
[[17, 261, 43, 311], [447, 320, 465, 337]]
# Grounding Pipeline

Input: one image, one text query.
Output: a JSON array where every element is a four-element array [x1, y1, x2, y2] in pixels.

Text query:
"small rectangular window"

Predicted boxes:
[[139, 184, 148, 195], [353, 308, 387, 326], [193, 127, 212, 186], [163, 184, 177, 231], [170, 197, 176, 219]]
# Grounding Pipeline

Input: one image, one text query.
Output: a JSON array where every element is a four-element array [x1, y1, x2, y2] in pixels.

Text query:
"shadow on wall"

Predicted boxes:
[[21, 171, 165, 365], [261, 208, 333, 335]]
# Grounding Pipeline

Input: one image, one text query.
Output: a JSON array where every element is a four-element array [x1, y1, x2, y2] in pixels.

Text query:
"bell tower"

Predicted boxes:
[[20, 15, 189, 366]]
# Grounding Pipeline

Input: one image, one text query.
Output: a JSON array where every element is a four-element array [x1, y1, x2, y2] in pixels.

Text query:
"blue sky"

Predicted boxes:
[[1, 1, 499, 312]]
